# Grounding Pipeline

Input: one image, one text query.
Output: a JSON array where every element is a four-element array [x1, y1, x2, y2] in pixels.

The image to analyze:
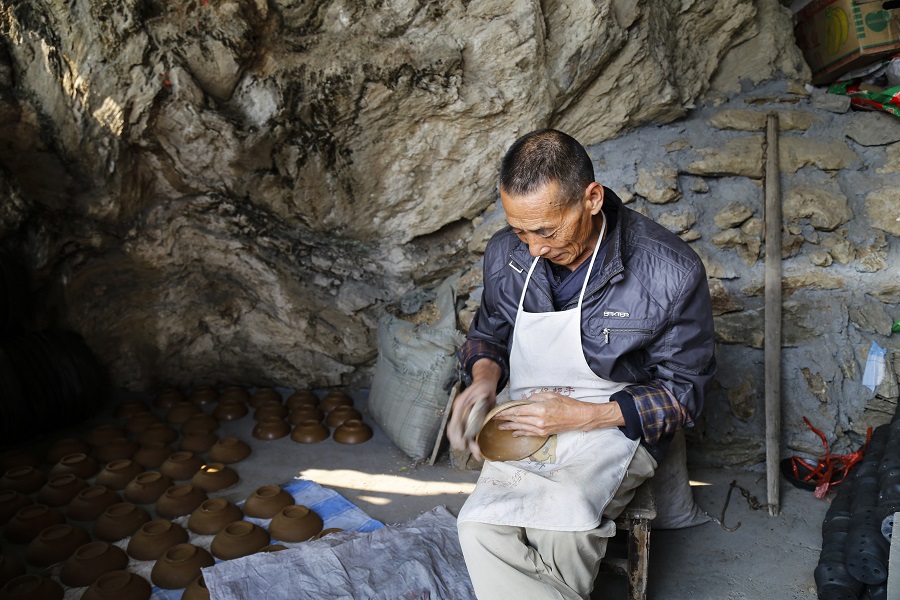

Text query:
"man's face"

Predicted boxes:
[[501, 180, 602, 269]]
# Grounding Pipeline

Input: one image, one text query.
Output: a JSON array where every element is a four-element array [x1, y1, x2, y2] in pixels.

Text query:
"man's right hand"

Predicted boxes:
[[447, 358, 502, 461]]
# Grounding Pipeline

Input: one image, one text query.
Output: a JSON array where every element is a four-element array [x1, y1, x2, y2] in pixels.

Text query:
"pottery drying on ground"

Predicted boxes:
[[81, 570, 151, 600], [243, 485, 294, 518], [85, 424, 126, 448], [180, 414, 219, 435], [219, 386, 250, 404], [210, 521, 270, 560], [269, 505, 324, 542], [252, 416, 290, 440], [3, 505, 64, 544], [137, 423, 179, 446], [0, 556, 25, 588], [160, 451, 205, 481], [0, 450, 38, 473], [333, 420, 374, 445], [123, 412, 161, 436], [155, 484, 208, 518], [151, 543, 215, 590], [126, 519, 189, 560], [93, 437, 139, 464], [212, 400, 248, 421], [96, 459, 143, 491], [114, 399, 150, 420], [187, 498, 243, 535], [178, 432, 218, 454], [59, 541, 129, 588], [320, 392, 353, 413], [49, 453, 99, 479], [250, 387, 282, 408], [45, 438, 89, 465], [286, 390, 318, 410], [0, 466, 47, 494], [165, 401, 201, 425], [93, 502, 151, 541], [182, 575, 211, 600], [67, 485, 122, 522], [313, 527, 344, 540], [132, 442, 174, 469], [288, 406, 325, 425], [190, 463, 238, 492], [476, 401, 550, 462], [325, 406, 362, 428], [36, 474, 88, 506], [253, 400, 288, 421], [154, 387, 184, 409], [0, 490, 31, 525], [188, 386, 219, 407], [0, 574, 64, 600], [207, 437, 251, 464], [24, 523, 90, 567], [290, 420, 330, 444], [123, 471, 174, 504]]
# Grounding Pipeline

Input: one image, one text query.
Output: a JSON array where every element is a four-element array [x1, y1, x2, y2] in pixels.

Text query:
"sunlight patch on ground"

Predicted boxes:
[[299, 468, 477, 497]]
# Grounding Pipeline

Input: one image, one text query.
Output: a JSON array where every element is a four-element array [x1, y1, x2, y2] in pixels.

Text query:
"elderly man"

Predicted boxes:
[[448, 129, 716, 599]]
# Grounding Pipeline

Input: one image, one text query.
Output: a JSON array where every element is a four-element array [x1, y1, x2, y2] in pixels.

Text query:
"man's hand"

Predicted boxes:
[[492, 392, 626, 437], [447, 359, 502, 461]]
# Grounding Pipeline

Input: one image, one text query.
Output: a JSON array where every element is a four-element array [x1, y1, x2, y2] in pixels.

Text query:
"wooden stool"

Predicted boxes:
[[599, 479, 657, 600]]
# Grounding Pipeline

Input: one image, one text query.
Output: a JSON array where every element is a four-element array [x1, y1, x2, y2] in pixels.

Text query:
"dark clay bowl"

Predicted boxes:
[[313, 527, 344, 540], [188, 386, 219, 407], [4, 505, 65, 544], [123, 412, 161, 436], [85, 424, 126, 448], [82, 570, 151, 600], [151, 543, 215, 590], [325, 406, 363, 428], [96, 459, 144, 491], [45, 438, 90, 465], [49, 453, 99, 479], [207, 437, 251, 464], [243, 485, 294, 519], [269, 504, 324, 542], [160, 451, 205, 481], [258, 544, 289, 553], [253, 400, 289, 421], [0, 555, 26, 588], [137, 423, 179, 446], [67, 485, 122, 522], [320, 391, 353, 413], [178, 432, 218, 454], [154, 387, 185, 409], [126, 519, 189, 560], [114, 399, 150, 420], [93, 502, 151, 541], [250, 387, 282, 408], [166, 401, 202, 425], [333, 419, 374, 445], [24, 523, 90, 567], [219, 386, 250, 404], [0, 450, 38, 473], [212, 400, 248, 421], [0, 491, 32, 526], [123, 471, 174, 504], [290, 419, 330, 444], [190, 463, 239, 493], [93, 438, 139, 464], [59, 541, 129, 588], [183, 575, 211, 600], [187, 498, 244, 535], [0, 574, 64, 600], [477, 401, 550, 462], [132, 442, 175, 469], [155, 484, 208, 519], [180, 414, 219, 436], [252, 416, 291, 440], [210, 521, 270, 560], [286, 390, 319, 410], [0, 466, 47, 494], [288, 406, 325, 425], [36, 474, 88, 506]]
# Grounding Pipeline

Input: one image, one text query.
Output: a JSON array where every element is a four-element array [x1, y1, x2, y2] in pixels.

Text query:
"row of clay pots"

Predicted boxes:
[[253, 417, 373, 445]]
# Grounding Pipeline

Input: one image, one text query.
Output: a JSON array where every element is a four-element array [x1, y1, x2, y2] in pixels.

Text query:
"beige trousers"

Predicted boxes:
[[458, 445, 657, 600]]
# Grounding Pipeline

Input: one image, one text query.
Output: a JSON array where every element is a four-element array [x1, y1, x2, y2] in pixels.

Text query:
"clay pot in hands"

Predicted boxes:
[[133, 442, 174, 469], [59, 541, 129, 588], [0, 490, 31, 525], [151, 543, 215, 590], [123, 412, 161, 436], [187, 498, 243, 535], [93, 502, 151, 541], [243, 485, 294, 519], [0, 574, 64, 600], [36, 474, 88, 506], [0, 466, 47, 494], [290, 420, 330, 444], [178, 432, 218, 454], [114, 399, 149, 420], [166, 401, 201, 425], [286, 390, 318, 411], [67, 486, 122, 522], [212, 400, 248, 421], [93, 437, 139, 464], [50, 453, 99, 479], [333, 420, 374, 445], [4, 505, 65, 544], [0, 450, 38, 472], [137, 423, 179, 446], [188, 386, 218, 407], [207, 437, 251, 464], [325, 406, 362, 428], [82, 570, 151, 600], [154, 387, 184, 409], [190, 463, 238, 493], [45, 438, 89, 465], [288, 406, 325, 425], [123, 471, 174, 504], [0, 555, 25, 588], [24, 523, 90, 567], [219, 386, 250, 404], [180, 414, 219, 436], [96, 459, 144, 490], [183, 575, 211, 600], [85, 425, 126, 448], [320, 391, 353, 413], [250, 387, 282, 408], [476, 401, 550, 462], [210, 521, 270, 560], [252, 416, 290, 440], [269, 505, 324, 542], [126, 519, 189, 560], [160, 451, 205, 481], [155, 484, 208, 519]]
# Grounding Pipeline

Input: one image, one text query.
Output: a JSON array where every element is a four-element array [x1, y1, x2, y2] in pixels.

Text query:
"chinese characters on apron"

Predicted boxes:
[[458, 218, 639, 531]]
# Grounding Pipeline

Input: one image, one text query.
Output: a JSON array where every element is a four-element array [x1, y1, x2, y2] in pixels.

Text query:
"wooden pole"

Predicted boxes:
[[764, 113, 782, 517]]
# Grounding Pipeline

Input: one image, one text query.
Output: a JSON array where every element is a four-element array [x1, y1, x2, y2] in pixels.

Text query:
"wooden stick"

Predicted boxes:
[[764, 113, 782, 517]]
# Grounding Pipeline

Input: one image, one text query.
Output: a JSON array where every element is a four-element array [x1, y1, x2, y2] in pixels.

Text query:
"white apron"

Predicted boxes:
[[458, 219, 639, 531]]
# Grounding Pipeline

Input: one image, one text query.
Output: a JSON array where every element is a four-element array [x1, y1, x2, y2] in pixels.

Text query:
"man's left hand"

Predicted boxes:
[[493, 392, 626, 437]]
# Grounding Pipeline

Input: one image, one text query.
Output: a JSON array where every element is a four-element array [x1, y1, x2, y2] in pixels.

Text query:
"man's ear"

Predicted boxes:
[[584, 182, 604, 216]]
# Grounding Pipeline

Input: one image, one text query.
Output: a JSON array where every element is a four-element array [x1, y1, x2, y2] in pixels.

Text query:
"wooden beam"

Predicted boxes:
[[764, 113, 782, 517]]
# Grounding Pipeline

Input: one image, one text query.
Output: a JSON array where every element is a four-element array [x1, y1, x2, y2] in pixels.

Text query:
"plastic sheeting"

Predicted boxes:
[[203, 505, 475, 600]]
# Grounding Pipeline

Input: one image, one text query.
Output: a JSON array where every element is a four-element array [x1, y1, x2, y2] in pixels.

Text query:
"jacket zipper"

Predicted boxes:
[[601, 327, 653, 343]]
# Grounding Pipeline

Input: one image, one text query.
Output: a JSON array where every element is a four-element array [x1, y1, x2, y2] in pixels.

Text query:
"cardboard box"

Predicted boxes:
[[794, 0, 900, 84]]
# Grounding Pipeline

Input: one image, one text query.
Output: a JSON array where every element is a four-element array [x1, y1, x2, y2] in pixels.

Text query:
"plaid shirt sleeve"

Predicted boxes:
[[612, 381, 693, 446], [456, 338, 510, 392]]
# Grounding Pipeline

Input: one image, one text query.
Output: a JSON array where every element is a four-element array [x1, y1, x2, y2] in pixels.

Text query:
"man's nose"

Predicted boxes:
[[525, 237, 549, 257]]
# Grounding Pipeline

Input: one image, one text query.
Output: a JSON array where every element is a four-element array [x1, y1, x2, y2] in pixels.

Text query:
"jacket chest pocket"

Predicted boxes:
[[588, 316, 658, 347]]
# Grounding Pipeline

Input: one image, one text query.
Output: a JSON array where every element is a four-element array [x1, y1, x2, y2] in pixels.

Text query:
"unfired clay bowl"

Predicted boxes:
[[0, 555, 26, 588], [190, 463, 238, 493], [0, 466, 47, 494], [66, 485, 122, 522], [165, 401, 201, 425], [59, 541, 129, 588], [81, 570, 151, 600], [150, 543, 215, 590], [286, 390, 318, 410], [243, 485, 294, 519], [210, 521, 270, 560], [24, 523, 90, 567], [257, 544, 288, 553], [320, 391, 353, 413], [218, 386, 250, 404], [155, 484, 208, 519], [126, 519, 189, 560], [0, 490, 31, 525], [36, 474, 88, 506], [137, 423, 179, 446], [114, 399, 150, 420], [290, 420, 330, 444], [85, 424, 126, 448], [268, 505, 324, 542], [288, 406, 325, 425], [0, 450, 38, 473], [93, 502, 151, 541], [250, 387, 282, 408], [325, 406, 362, 428], [182, 575, 211, 600], [160, 452, 205, 481], [123, 471, 174, 504], [476, 401, 550, 462], [252, 416, 291, 440], [154, 387, 184, 409], [253, 401, 288, 421], [49, 453, 99, 479], [3, 505, 65, 544], [132, 442, 175, 469], [123, 412, 161, 436], [212, 400, 248, 421], [96, 459, 144, 491], [45, 438, 90, 465], [333, 420, 374, 445], [187, 498, 243, 535], [0, 574, 64, 600], [178, 432, 218, 454], [188, 386, 219, 407], [93, 437, 139, 464], [180, 414, 219, 436], [313, 527, 344, 540], [207, 437, 251, 464]]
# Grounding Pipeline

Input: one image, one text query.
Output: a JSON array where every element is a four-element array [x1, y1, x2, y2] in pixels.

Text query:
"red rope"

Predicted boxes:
[[791, 417, 872, 499]]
